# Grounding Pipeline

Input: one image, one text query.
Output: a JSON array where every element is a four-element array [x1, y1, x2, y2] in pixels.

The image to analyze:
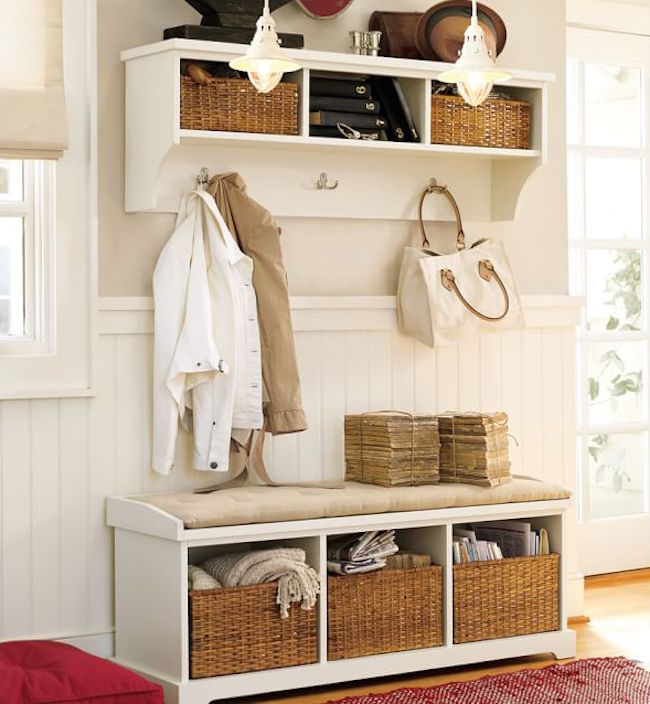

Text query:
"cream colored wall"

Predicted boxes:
[[98, 0, 568, 297]]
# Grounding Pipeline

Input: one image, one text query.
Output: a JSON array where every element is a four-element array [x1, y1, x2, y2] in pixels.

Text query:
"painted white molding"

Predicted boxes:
[[567, 0, 650, 35], [98, 295, 584, 335]]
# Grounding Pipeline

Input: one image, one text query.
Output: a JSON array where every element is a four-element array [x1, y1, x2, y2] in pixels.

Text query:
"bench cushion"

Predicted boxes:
[[135, 476, 570, 529], [0, 640, 163, 704]]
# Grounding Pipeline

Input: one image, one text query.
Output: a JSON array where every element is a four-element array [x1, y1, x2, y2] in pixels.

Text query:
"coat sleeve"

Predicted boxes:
[[152, 198, 224, 475]]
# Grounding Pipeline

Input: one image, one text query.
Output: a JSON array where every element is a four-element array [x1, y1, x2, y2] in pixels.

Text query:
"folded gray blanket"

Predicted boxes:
[[202, 548, 320, 618]]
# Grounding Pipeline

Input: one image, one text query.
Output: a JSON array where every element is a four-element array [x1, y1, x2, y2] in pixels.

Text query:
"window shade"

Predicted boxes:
[[0, 0, 68, 159]]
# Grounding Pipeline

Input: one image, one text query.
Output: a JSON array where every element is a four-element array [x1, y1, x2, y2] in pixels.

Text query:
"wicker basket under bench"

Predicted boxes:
[[328, 566, 443, 660], [454, 554, 560, 643], [189, 582, 318, 678]]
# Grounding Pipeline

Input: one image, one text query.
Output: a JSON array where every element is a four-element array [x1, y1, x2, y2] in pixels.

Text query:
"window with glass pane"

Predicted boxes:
[[0, 160, 26, 337], [568, 56, 649, 521]]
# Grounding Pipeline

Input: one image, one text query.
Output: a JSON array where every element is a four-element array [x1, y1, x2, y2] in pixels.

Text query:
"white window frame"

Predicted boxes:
[[567, 25, 650, 575], [0, 161, 56, 356], [0, 0, 97, 399]]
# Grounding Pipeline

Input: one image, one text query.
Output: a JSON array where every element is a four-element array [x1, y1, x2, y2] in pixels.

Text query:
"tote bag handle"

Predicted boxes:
[[418, 179, 466, 251], [441, 259, 510, 322]]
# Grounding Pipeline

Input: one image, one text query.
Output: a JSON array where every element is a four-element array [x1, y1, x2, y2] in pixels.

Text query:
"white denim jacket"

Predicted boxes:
[[152, 190, 263, 474]]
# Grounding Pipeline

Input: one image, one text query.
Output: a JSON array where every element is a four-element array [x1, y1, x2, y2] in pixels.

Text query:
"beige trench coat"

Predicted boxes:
[[207, 172, 307, 436]]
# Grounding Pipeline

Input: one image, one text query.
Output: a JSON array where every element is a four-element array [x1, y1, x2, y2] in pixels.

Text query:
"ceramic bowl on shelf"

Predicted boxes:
[[415, 1, 507, 62]]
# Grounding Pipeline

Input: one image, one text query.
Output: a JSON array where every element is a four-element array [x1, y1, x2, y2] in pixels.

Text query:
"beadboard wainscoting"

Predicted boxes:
[[0, 295, 583, 656]]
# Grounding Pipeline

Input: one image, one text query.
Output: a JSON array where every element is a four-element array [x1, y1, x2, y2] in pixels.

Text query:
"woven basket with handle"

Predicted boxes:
[[431, 94, 531, 150], [180, 75, 299, 135]]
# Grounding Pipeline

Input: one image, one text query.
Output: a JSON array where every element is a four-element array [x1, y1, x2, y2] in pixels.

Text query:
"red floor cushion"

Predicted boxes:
[[0, 640, 164, 704]]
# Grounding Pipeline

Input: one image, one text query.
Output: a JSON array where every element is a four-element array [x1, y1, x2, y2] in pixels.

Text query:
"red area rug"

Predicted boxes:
[[327, 658, 650, 704]]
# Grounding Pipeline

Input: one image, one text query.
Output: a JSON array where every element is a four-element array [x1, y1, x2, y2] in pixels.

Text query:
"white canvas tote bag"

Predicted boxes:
[[397, 180, 524, 347]]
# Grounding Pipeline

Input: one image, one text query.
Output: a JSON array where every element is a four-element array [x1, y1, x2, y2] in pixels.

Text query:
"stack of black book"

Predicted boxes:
[[309, 74, 419, 144]]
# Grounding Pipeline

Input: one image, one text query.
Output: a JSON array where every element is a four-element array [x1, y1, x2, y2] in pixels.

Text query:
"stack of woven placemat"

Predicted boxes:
[[344, 412, 440, 486], [438, 412, 511, 487]]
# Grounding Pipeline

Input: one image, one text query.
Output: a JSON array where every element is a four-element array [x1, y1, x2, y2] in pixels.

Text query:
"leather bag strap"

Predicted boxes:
[[418, 179, 466, 251], [440, 259, 510, 322]]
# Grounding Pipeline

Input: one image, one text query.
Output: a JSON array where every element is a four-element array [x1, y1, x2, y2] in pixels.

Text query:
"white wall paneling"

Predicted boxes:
[[0, 295, 583, 654]]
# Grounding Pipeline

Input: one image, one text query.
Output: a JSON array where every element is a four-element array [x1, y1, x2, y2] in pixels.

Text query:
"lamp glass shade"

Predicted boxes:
[[436, 2, 511, 107], [228, 0, 300, 94]]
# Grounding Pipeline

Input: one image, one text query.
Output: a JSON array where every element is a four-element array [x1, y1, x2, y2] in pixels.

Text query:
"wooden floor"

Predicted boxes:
[[241, 569, 650, 704]]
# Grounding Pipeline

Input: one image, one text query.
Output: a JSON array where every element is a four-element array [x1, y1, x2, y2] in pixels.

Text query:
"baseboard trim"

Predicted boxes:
[[57, 631, 114, 658]]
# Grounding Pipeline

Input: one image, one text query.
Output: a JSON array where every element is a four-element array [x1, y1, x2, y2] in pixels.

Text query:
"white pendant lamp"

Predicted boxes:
[[229, 0, 301, 94], [437, 0, 511, 107]]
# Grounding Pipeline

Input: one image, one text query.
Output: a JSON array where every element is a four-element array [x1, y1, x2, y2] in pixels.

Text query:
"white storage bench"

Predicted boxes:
[[107, 477, 577, 704]]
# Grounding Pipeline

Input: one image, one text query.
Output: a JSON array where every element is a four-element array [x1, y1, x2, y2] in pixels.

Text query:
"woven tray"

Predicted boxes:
[[431, 94, 531, 150], [180, 75, 299, 135], [189, 582, 318, 678], [453, 554, 559, 643], [328, 566, 443, 660]]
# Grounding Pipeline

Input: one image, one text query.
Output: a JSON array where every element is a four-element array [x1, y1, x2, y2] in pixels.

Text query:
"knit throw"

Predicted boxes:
[[202, 548, 320, 618]]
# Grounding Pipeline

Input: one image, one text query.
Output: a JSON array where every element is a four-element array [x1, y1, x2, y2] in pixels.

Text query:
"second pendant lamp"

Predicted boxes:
[[437, 0, 511, 106]]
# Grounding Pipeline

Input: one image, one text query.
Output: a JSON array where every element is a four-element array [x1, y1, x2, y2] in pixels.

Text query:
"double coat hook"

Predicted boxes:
[[317, 172, 339, 190]]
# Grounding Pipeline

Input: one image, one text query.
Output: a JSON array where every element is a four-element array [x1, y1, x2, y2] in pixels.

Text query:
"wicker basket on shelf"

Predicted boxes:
[[431, 94, 531, 149], [189, 582, 318, 678], [453, 554, 559, 644], [180, 75, 299, 135], [328, 566, 443, 660]]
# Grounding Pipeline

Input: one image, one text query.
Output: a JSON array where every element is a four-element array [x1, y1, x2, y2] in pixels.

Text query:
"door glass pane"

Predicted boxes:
[[0, 160, 23, 201], [586, 249, 642, 332], [587, 341, 645, 425], [584, 62, 642, 148], [0, 217, 24, 336], [567, 152, 583, 239], [585, 157, 643, 239], [588, 432, 647, 519]]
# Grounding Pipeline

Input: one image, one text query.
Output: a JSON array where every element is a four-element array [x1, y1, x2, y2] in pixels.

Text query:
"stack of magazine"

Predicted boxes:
[[327, 530, 399, 575], [452, 521, 550, 564], [344, 412, 440, 486], [438, 412, 511, 487]]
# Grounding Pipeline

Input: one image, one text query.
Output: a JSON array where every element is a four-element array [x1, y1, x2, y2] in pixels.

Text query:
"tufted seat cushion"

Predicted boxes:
[[0, 641, 163, 704], [134, 476, 571, 529]]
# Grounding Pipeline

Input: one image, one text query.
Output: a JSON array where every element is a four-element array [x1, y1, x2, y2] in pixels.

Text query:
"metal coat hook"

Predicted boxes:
[[196, 167, 210, 190], [317, 172, 339, 190]]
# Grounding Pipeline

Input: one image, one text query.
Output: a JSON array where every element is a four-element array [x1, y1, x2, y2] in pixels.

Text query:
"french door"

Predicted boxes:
[[567, 27, 650, 575]]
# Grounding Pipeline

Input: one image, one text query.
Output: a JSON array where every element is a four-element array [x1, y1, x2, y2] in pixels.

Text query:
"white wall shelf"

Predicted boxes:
[[108, 495, 575, 704], [122, 39, 554, 221]]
